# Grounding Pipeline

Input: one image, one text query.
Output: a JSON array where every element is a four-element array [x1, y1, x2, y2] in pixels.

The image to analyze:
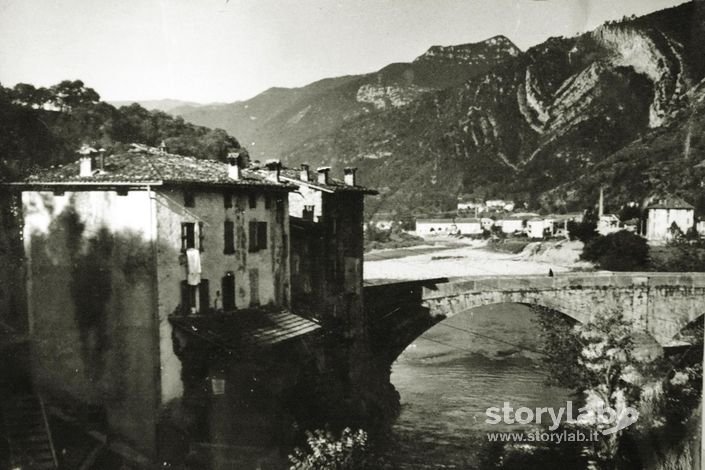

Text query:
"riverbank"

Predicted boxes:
[[364, 238, 592, 282]]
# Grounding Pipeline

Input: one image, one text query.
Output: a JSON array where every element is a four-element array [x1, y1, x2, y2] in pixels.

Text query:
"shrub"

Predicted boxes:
[[289, 428, 374, 470], [581, 231, 649, 271]]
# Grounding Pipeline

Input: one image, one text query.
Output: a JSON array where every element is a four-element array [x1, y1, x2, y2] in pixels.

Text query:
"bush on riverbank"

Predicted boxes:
[[364, 224, 425, 252], [581, 230, 649, 271]]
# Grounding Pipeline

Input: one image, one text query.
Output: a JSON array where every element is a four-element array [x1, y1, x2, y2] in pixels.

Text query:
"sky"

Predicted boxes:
[[0, 0, 689, 103]]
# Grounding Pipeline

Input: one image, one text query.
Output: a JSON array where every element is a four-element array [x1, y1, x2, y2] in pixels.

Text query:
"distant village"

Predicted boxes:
[[369, 190, 701, 244]]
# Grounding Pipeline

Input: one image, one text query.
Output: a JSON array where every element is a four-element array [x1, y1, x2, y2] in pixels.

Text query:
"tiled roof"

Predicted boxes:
[[646, 197, 694, 210], [169, 309, 321, 352], [277, 168, 378, 194], [455, 218, 481, 223], [11, 144, 294, 190]]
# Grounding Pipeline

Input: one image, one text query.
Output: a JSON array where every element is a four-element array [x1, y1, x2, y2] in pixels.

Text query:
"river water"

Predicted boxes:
[[386, 303, 574, 469]]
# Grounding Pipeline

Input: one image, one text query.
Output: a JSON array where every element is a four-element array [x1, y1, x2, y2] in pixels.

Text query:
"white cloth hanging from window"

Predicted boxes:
[[186, 248, 201, 286]]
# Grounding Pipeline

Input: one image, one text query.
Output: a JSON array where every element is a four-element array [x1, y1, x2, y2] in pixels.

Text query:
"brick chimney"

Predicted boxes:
[[227, 152, 240, 180], [317, 167, 331, 185], [344, 167, 357, 187], [300, 163, 310, 182], [265, 159, 281, 182]]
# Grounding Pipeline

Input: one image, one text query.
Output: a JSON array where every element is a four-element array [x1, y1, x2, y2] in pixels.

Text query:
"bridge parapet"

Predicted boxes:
[[421, 273, 705, 300]]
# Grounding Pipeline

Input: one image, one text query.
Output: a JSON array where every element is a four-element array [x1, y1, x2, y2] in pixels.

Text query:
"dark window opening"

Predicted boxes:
[[248, 221, 268, 252], [224, 193, 233, 209], [222, 272, 235, 311], [198, 222, 205, 252], [199, 280, 210, 313], [181, 222, 195, 252], [180, 279, 210, 314], [117, 188, 129, 196], [303, 205, 314, 222], [249, 193, 257, 209], [184, 191, 195, 207], [249, 268, 260, 307], [224, 220, 235, 254], [264, 194, 271, 209]]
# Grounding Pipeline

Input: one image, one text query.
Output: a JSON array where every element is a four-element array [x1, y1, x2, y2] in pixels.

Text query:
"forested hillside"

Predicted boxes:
[[0, 80, 241, 181]]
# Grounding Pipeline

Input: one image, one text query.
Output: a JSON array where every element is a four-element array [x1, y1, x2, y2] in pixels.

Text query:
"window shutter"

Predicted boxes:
[[181, 223, 188, 252], [198, 222, 205, 252], [248, 221, 257, 252], [224, 221, 235, 254], [224, 193, 232, 209], [199, 279, 210, 313], [257, 222, 268, 250], [180, 281, 190, 314], [222, 273, 235, 311]]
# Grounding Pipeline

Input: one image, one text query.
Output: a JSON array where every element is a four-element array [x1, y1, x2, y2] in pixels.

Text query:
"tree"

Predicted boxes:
[[581, 231, 649, 271], [11, 83, 51, 108], [50, 80, 100, 111], [537, 310, 642, 470]]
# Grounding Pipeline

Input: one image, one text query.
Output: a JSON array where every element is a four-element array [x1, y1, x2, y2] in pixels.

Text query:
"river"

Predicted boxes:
[[385, 303, 575, 469]]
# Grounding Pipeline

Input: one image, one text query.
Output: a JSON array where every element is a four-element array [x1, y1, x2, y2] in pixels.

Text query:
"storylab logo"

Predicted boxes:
[[485, 401, 639, 435]]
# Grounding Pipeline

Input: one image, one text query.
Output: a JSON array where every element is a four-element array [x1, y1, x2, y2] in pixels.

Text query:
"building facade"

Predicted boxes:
[[7, 144, 302, 458], [645, 197, 695, 241]]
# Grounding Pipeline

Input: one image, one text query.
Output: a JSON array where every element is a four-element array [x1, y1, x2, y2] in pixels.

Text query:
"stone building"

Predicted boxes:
[[645, 196, 695, 241], [4, 144, 323, 460], [277, 164, 377, 331]]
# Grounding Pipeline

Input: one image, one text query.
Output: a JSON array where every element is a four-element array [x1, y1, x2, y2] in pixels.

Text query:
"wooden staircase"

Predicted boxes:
[[1, 394, 58, 469]]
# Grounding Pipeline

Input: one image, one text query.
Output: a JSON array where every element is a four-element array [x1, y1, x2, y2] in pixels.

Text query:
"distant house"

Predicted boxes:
[[485, 199, 514, 211], [526, 218, 551, 239], [697, 219, 705, 237], [645, 196, 694, 241], [454, 218, 483, 235], [415, 218, 457, 236], [597, 214, 621, 235], [496, 216, 525, 234], [457, 200, 485, 213]]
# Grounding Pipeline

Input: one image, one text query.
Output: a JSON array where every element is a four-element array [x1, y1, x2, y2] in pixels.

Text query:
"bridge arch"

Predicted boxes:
[[365, 273, 705, 365]]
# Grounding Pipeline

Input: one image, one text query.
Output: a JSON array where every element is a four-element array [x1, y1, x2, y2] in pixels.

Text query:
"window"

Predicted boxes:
[[264, 194, 271, 209], [222, 272, 235, 311], [249, 193, 257, 209], [181, 223, 195, 251], [199, 280, 210, 312], [181, 222, 204, 252], [249, 268, 260, 307], [248, 221, 268, 252], [223, 220, 235, 254], [180, 279, 209, 314], [184, 191, 195, 207], [224, 193, 233, 209]]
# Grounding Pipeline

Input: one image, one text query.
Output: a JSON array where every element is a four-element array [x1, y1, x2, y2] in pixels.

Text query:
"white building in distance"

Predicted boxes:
[[645, 197, 694, 241]]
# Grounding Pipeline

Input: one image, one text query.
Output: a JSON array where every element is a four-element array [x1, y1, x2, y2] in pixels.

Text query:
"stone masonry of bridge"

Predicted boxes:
[[364, 272, 705, 363]]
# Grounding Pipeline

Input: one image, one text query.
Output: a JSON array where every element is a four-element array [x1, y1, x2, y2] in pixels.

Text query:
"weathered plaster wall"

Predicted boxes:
[[21, 189, 160, 455], [154, 188, 290, 404]]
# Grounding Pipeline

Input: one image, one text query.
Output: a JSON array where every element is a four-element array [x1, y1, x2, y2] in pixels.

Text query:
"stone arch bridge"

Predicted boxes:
[[364, 273, 705, 363]]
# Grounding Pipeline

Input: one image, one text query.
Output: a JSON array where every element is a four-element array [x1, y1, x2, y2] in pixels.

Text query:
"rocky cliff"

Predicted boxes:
[[279, 2, 705, 216], [173, 36, 521, 160]]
